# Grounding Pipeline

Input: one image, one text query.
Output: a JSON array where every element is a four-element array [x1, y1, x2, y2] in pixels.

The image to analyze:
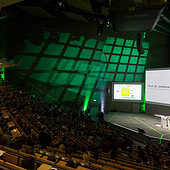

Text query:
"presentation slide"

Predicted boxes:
[[146, 69, 170, 105], [113, 84, 142, 101]]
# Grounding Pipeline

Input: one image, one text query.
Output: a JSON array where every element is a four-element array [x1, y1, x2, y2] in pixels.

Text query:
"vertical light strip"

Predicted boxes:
[[1, 68, 5, 81]]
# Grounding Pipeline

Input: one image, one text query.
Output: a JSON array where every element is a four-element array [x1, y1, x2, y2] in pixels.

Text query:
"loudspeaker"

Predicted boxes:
[[109, 0, 166, 33], [137, 33, 144, 54]]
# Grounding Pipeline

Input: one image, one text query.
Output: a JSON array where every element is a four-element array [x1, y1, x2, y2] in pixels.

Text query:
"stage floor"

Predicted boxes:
[[104, 112, 170, 143]]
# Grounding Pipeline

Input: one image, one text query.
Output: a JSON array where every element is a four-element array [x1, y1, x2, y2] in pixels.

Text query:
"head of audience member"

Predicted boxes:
[[22, 156, 35, 170]]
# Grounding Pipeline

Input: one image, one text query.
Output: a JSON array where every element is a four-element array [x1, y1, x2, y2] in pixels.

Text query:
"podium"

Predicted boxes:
[[154, 114, 170, 129]]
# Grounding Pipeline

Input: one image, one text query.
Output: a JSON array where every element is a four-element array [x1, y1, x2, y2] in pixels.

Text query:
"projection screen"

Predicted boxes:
[[145, 68, 170, 105], [112, 83, 142, 102]]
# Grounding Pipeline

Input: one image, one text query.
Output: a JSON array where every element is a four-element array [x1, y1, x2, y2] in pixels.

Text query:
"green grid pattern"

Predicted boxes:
[[10, 31, 150, 117]]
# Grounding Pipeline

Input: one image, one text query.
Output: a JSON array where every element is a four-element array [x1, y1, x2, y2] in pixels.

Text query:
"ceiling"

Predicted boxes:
[[0, 0, 170, 36]]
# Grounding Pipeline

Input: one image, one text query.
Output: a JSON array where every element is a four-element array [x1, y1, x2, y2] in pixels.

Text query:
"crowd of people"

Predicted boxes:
[[0, 87, 170, 169]]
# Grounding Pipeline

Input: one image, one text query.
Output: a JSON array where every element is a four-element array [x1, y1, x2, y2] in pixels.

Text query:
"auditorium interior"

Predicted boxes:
[[1, 0, 170, 170]]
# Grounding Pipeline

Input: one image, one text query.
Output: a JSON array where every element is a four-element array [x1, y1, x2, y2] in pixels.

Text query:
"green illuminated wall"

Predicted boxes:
[[8, 31, 149, 118]]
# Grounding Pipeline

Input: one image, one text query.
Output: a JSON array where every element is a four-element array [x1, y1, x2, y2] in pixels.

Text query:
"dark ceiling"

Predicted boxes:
[[1, 0, 170, 36]]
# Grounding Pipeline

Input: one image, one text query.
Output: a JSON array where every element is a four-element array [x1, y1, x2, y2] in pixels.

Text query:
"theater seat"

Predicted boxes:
[[0, 159, 4, 165], [3, 153, 18, 165], [4, 162, 26, 170]]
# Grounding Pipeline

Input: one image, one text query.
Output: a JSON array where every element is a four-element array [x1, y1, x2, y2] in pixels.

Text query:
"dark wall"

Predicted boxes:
[[3, 16, 170, 116]]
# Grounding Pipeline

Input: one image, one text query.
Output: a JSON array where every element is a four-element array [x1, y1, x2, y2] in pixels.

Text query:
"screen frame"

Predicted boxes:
[[145, 67, 170, 106], [112, 82, 143, 103]]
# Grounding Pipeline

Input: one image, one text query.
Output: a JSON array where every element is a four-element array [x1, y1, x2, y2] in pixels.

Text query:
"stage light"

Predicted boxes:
[[101, 92, 105, 113], [94, 99, 97, 102], [56, 0, 66, 7], [71, 35, 80, 41]]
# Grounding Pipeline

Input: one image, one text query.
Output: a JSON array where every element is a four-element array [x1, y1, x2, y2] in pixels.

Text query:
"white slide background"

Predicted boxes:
[[146, 69, 170, 105]]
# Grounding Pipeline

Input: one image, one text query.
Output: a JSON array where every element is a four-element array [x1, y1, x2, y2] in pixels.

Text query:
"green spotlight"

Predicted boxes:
[[1, 68, 5, 81], [83, 91, 92, 111]]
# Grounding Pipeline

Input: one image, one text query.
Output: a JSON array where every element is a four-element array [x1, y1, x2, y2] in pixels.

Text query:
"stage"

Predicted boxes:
[[104, 112, 170, 146]]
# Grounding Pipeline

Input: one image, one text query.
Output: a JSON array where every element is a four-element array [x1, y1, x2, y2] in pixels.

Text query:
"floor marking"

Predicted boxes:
[[108, 112, 119, 122], [135, 117, 163, 135], [127, 114, 136, 124]]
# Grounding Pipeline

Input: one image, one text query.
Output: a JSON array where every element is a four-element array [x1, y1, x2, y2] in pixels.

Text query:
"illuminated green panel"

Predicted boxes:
[[99, 73, 105, 79], [84, 39, 97, 48], [115, 74, 124, 81], [132, 49, 139, 56], [118, 65, 127, 72], [97, 41, 104, 49], [90, 107, 99, 120], [135, 74, 143, 81], [138, 58, 147, 65], [62, 90, 78, 101], [101, 54, 109, 62], [105, 37, 115, 44], [127, 65, 136, 73], [51, 73, 70, 85], [58, 59, 75, 70], [122, 48, 132, 55], [115, 38, 125, 46], [93, 51, 103, 60], [137, 66, 145, 73], [134, 41, 137, 47], [43, 31, 50, 39], [113, 46, 122, 54], [103, 45, 112, 53], [68, 88, 79, 93], [125, 40, 133, 47], [140, 50, 148, 57], [49, 87, 64, 101], [89, 72, 99, 78], [30, 73, 50, 82], [23, 40, 45, 53], [143, 42, 150, 49], [84, 77, 97, 88], [91, 92, 101, 104], [58, 33, 70, 43], [64, 46, 80, 58], [105, 73, 114, 81], [74, 61, 89, 72], [90, 62, 101, 72], [45, 44, 64, 56], [100, 64, 107, 71], [14, 55, 36, 70], [70, 36, 84, 46], [129, 57, 138, 64], [35, 58, 58, 70], [120, 56, 129, 63], [80, 49, 93, 59], [107, 64, 117, 72], [70, 74, 85, 86], [96, 81, 106, 89], [125, 74, 134, 82], [110, 55, 120, 63]]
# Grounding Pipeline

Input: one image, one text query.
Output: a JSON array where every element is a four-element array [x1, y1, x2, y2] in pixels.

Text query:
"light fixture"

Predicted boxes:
[[94, 99, 97, 102]]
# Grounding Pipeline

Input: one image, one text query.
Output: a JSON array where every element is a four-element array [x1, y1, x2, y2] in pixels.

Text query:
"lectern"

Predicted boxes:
[[154, 114, 169, 129]]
